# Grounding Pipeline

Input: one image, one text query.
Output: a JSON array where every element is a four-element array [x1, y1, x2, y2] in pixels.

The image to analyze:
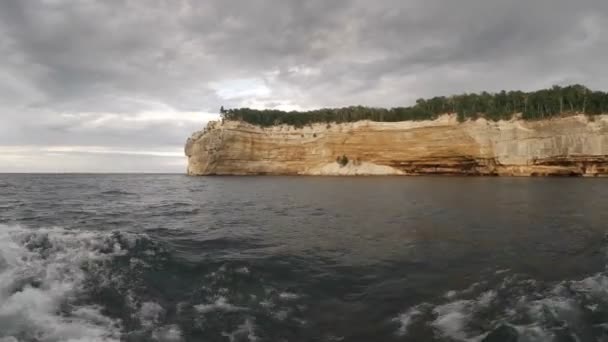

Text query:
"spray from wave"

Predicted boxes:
[[394, 267, 608, 341], [0, 225, 124, 341], [0, 225, 182, 342]]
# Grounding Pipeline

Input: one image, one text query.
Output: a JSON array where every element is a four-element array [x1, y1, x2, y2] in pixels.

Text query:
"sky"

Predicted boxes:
[[1, 0, 607, 173]]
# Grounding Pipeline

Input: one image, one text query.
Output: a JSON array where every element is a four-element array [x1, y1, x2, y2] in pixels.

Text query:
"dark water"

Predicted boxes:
[[1, 174, 608, 342]]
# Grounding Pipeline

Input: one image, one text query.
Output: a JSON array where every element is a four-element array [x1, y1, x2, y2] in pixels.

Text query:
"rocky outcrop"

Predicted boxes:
[[185, 114, 608, 176]]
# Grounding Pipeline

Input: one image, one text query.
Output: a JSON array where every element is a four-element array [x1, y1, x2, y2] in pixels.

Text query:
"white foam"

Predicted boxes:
[[512, 324, 553, 341], [273, 309, 289, 321], [222, 318, 258, 342], [278, 292, 299, 300], [431, 300, 473, 340], [430, 290, 496, 340], [0, 225, 123, 341], [393, 270, 608, 341], [151, 324, 183, 342], [571, 273, 608, 296], [528, 296, 576, 320], [138, 301, 165, 328], [194, 296, 245, 314], [477, 290, 496, 307], [444, 290, 458, 299], [259, 299, 273, 308], [235, 266, 250, 274], [393, 305, 425, 335]]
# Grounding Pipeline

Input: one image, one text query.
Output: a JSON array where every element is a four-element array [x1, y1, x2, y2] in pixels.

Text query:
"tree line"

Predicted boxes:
[[219, 84, 608, 127]]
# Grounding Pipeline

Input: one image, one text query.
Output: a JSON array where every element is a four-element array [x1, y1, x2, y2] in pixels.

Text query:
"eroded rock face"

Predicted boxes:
[[185, 115, 608, 176]]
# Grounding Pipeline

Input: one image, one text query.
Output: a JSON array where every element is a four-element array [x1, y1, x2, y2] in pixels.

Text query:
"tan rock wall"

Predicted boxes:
[[185, 115, 608, 176]]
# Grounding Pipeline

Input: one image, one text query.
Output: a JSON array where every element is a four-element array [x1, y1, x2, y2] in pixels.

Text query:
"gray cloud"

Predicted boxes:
[[0, 0, 607, 172]]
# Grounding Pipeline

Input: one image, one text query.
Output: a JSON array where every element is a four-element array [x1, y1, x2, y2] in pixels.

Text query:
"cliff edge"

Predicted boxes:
[[185, 115, 608, 176]]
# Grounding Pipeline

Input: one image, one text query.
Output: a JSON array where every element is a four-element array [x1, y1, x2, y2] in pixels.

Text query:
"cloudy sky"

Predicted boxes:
[[1, 0, 607, 172]]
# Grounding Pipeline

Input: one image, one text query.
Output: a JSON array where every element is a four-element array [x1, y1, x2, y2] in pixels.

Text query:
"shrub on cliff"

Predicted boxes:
[[336, 155, 349, 167]]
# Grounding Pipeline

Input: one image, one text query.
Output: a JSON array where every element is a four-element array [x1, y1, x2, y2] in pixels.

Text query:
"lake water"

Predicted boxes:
[[1, 174, 607, 341]]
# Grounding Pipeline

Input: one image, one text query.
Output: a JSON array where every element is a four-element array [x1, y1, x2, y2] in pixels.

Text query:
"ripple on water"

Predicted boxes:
[[100, 190, 138, 196]]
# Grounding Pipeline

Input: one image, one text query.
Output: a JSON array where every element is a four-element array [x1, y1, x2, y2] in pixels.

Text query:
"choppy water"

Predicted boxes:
[[1, 174, 608, 341]]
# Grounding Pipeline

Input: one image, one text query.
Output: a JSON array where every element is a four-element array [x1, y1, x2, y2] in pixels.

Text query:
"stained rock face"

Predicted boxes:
[[185, 115, 608, 176]]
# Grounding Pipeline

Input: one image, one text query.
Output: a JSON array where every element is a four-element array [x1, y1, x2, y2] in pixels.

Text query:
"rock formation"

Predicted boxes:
[[185, 114, 608, 176]]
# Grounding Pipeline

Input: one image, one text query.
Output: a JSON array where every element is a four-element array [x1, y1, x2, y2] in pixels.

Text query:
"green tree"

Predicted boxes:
[[219, 85, 605, 127]]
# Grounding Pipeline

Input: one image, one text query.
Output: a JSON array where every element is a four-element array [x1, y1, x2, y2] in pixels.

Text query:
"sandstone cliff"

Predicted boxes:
[[185, 114, 608, 176]]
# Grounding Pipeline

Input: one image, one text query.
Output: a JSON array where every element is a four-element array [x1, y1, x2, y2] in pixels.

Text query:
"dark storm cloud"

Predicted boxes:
[[0, 0, 607, 171]]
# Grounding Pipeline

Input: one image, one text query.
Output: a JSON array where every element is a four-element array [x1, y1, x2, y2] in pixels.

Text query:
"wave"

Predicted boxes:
[[100, 190, 137, 196], [0, 224, 307, 341], [393, 269, 608, 341], [0, 225, 182, 342], [0, 225, 123, 341]]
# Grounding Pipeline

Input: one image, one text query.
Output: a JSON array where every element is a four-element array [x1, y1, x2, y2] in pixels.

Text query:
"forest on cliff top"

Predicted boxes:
[[220, 84, 607, 127]]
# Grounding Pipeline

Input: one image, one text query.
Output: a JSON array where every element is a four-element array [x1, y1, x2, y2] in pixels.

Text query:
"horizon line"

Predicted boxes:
[[0, 172, 185, 175]]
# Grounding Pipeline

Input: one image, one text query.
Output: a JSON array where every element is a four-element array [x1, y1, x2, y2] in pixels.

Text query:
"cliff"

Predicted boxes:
[[185, 114, 608, 176]]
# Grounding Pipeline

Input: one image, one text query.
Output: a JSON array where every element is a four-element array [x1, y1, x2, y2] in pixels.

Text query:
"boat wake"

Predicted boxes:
[[0, 225, 181, 342], [394, 265, 608, 341]]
